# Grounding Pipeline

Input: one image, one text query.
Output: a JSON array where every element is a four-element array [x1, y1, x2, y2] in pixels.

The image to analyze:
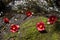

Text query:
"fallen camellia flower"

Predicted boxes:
[[36, 22, 45, 32], [25, 11, 32, 17], [10, 24, 20, 33], [3, 17, 9, 23], [47, 16, 57, 24], [23, 11, 33, 20]]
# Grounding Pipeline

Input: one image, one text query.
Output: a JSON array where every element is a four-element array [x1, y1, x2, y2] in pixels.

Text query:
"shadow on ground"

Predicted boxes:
[[54, 21, 60, 32]]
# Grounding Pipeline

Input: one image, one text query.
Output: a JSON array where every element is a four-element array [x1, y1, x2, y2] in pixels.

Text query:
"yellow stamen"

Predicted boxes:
[[39, 25, 42, 28]]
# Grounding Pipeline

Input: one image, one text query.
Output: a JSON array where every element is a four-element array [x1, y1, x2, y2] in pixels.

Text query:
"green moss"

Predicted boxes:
[[4, 16, 60, 40], [51, 33, 60, 40]]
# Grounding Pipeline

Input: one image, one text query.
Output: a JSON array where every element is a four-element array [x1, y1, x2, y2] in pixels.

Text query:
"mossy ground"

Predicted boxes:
[[4, 16, 60, 40]]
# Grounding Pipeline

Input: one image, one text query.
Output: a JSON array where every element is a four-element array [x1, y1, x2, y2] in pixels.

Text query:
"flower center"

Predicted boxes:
[[13, 27, 16, 30], [52, 18, 54, 20], [39, 25, 43, 28]]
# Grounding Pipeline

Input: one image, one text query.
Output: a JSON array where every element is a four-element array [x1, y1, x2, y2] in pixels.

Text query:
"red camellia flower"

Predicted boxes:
[[47, 16, 57, 24], [25, 11, 32, 17], [36, 22, 45, 31], [10, 24, 20, 33], [3, 17, 9, 23]]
